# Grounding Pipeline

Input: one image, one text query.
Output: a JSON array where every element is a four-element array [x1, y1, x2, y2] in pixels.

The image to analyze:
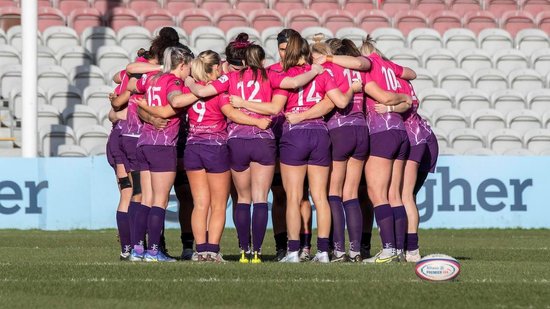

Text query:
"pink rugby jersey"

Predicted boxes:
[[266, 62, 286, 139], [135, 71, 183, 147], [186, 81, 230, 146], [112, 70, 130, 131], [399, 78, 432, 146], [322, 63, 367, 130], [211, 69, 283, 140], [271, 64, 338, 133], [364, 53, 406, 135]]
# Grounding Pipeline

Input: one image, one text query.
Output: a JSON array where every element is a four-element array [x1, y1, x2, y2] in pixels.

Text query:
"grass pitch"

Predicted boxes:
[[0, 229, 549, 308]]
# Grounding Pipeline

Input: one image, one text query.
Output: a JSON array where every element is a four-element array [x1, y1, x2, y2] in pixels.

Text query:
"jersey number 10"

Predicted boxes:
[[381, 67, 399, 91]]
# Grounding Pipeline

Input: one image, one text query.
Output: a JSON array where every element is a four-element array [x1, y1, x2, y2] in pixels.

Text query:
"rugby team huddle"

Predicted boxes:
[[106, 26, 438, 264]]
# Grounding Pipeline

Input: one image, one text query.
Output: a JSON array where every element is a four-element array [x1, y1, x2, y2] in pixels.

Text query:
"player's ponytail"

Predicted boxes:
[[310, 33, 332, 56], [242, 44, 268, 82], [283, 32, 311, 71], [326, 38, 361, 57], [192, 50, 221, 82], [361, 35, 388, 60], [226, 32, 252, 67]]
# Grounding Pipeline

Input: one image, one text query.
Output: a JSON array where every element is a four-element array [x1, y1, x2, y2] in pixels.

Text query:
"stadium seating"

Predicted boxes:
[[488, 128, 524, 154], [455, 88, 491, 117], [449, 128, 485, 154]]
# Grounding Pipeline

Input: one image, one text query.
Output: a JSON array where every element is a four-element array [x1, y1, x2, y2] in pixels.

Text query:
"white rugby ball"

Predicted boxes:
[[415, 254, 460, 282]]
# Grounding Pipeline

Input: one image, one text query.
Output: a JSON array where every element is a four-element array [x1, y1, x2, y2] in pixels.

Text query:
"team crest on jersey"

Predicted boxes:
[[218, 75, 229, 83], [175, 79, 181, 86]]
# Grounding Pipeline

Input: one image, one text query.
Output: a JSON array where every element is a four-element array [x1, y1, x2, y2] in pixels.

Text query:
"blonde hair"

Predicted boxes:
[[191, 50, 221, 82], [360, 35, 388, 60], [162, 46, 193, 73], [310, 33, 332, 56]]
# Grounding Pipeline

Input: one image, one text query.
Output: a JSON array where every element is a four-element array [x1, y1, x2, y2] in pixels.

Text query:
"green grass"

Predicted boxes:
[[0, 229, 549, 309]]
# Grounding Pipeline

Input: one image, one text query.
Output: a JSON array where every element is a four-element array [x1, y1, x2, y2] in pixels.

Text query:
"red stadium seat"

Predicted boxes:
[[201, 0, 233, 11], [68, 8, 103, 34], [177, 9, 212, 34], [92, 0, 126, 16], [141, 8, 175, 33], [343, 0, 376, 12], [38, 7, 65, 32], [485, 0, 519, 18], [310, 0, 342, 13], [249, 9, 283, 32], [57, 0, 90, 15], [37, 0, 52, 8], [463, 11, 498, 34], [0, 1, 18, 8], [0, 7, 21, 32], [285, 9, 320, 32], [380, 0, 412, 16], [414, 0, 448, 16], [520, 0, 550, 16], [355, 10, 391, 33], [164, 0, 198, 11], [213, 9, 249, 32], [429, 10, 462, 34], [394, 10, 429, 36], [322, 10, 355, 34], [128, 0, 162, 14], [536, 11, 550, 34], [500, 10, 536, 37], [235, 0, 268, 11], [105, 7, 140, 32], [447, 0, 482, 16], [269, 0, 305, 15]]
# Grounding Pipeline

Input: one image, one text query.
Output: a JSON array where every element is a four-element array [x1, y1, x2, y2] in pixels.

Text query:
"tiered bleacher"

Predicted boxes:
[[0, 0, 549, 156]]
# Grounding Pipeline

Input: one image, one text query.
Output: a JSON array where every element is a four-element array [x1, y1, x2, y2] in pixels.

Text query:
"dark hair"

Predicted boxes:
[[150, 27, 180, 64], [242, 44, 267, 82], [326, 38, 361, 57], [277, 28, 300, 45], [226, 33, 252, 66], [283, 32, 311, 72]]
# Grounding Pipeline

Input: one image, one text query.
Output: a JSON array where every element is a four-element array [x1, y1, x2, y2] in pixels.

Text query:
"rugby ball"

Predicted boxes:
[[415, 254, 460, 282]]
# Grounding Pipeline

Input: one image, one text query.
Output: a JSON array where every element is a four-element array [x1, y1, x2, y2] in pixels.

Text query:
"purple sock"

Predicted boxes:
[[132, 204, 150, 253], [374, 204, 395, 250], [208, 243, 220, 253], [116, 211, 131, 253], [328, 196, 345, 252], [392, 206, 407, 250], [252, 203, 268, 253], [146, 206, 166, 254], [235, 203, 251, 251], [406, 233, 419, 251], [196, 243, 208, 253], [300, 233, 311, 249], [343, 199, 363, 253], [317, 237, 330, 253], [128, 201, 140, 246], [288, 240, 300, 252]]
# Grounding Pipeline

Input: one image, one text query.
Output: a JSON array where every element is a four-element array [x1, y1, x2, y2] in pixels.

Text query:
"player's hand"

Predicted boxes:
[[229, 95, 245, 108], [184, 76, 195, 88], [405, 95, 413, 106], [151, 117, 168, 129], [285, 112, 305, 125], [255, 117, 272, 130], [137, 98, 148, 107], [374, 103, 388, 114], [311, 63, 324, 75], [108, 92, 117, 102], [351, 79, 363, 93], [313, 55, 326, 65]]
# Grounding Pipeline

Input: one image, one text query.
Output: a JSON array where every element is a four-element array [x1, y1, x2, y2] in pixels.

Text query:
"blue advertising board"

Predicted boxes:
[[0, 156, 546, 230]]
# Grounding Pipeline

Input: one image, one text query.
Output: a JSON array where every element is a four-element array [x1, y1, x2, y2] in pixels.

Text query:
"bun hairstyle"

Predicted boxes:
[[326, 38, 361, 57], [192, 50, 222, 82], [150, 27, 180, 64], [277, 28, 300, 45], [226, 32, 252, 66], [361, 34, 387, 60], [282, 32, 311, 72], [310, 33, 332, 56], [242, 44, 268, 82]]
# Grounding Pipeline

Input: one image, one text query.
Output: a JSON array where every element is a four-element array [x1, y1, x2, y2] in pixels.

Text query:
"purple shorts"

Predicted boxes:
[[280, 129, 331, 167], [408, 143, 428, 164], [106, 128, 126, 168], [329, 126, 369, 161], [121, 136, 139, 172], [136, 145, 177, 172], [419, 131, 439, 173], [369, 130, 410, 161], [228, 138, 277, 172], [184, 144, 230, 173]]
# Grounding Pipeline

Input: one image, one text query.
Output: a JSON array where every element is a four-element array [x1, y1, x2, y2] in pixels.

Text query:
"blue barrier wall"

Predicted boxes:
[[0, 156, 546, 229]]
